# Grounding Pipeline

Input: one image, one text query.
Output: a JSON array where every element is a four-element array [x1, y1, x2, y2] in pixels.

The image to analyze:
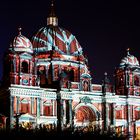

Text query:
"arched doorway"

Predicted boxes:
[[74, 105, 97, 127]]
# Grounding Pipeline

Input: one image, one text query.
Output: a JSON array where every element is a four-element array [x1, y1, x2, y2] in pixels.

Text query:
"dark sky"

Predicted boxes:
[[0, 0, 140, 84]]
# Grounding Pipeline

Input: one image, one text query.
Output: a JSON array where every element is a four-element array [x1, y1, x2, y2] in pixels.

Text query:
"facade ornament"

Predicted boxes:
[[80, 96, 91, 104]]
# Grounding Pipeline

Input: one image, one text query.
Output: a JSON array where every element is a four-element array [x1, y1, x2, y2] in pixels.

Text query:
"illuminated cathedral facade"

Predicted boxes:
[[1, 0, 140, 138]]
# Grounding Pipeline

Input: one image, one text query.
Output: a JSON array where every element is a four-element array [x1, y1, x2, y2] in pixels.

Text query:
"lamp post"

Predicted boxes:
[[102, 72, 109, 131], [56, 87, 62, 132], [14, 113, 24, 130], [71, 110, 75, 132]]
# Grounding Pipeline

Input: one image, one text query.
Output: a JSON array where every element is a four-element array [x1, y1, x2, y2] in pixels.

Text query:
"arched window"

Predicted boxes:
[[43, 100, 52, 116], [83, 80, 89, 91], [43, 106, 51, 116], [69, 69, 74, 82], [135, 107, 140, 120], [134, 76, 139, 86], [21, 61, 29, 73], [21, 99, 29, 114], [118, 75, 124, 86], [37, 66, 46, 87], [54, 66, 59, 80]]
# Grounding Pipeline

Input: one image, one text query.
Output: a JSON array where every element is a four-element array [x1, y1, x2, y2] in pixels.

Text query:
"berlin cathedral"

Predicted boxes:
[[0, 0, 140, 139]]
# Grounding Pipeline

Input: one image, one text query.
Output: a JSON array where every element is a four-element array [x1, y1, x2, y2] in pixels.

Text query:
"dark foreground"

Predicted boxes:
[[0, 128, 127, 140]]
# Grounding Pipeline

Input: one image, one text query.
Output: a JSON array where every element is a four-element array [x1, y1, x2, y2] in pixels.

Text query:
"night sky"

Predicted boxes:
[[0, 0, 140, 84]]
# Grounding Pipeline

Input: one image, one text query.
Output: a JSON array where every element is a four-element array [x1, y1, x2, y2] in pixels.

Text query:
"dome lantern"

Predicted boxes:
[[18, 26, 22, 36], [47, 0, 58, 26]]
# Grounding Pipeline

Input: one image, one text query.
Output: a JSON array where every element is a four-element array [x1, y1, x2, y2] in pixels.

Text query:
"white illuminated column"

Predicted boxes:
[[10, 96, 14, 128], [106, 103, 109, 130], [16, 96, 20, 114], [52, 100, 55, 116], [63, 100, 66, 125], [40, 98, 43, 115], [121, 106, 124, 133], [113, 103, 116, 126]]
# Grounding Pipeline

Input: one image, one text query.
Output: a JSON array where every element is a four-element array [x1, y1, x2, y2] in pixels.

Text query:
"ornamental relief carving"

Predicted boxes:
[[80, 96, 91, 104]]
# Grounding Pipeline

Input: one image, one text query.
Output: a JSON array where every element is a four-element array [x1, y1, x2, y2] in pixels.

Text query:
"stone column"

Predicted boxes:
[[63, 100, 66, 125], [31, 97, 34, 115], [52, 100, 55, 116], [121, 106, 124, 133], [57, 92, 63, 132], [55, 100, 57, 117], [10, 96, 14, 128], [132, 105, 136, 137], [127, 104, 132, 137], [40, 98, 43, 116], [105, 102, 109, 130], [111, 103, 116, 133], [99, 115, 102, 130], [61, 99, 64, 127], [16, 96, 20, 114], [36, 97, 40, 127], [69, 100, 72, 127], [113, 103, 116, 126], [122, 106, 124, 119], [103, 99, 109, 131], [37, 98, 40, 117]]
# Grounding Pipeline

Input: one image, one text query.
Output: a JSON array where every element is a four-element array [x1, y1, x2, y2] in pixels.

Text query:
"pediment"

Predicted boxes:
[[20, 113, 34, 119], [20, 52, 33, 59], [81, 73, 91, 79], [21, 98, 29, 104], [19, 113, 35, 122]]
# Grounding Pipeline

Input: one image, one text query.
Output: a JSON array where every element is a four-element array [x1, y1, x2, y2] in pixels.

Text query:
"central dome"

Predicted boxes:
[[32, 26, 83, 56]]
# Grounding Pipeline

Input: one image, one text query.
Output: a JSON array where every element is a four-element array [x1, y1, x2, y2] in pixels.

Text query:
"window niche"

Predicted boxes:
[[20, 99, 30, 114], [134, 75, 140, 86], [37, 66, 47, 87], [21, 61, 29, 73]]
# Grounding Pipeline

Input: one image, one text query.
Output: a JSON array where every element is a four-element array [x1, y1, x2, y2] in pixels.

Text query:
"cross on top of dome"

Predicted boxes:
[[49, 0, 55, 17], [18, 27, 22, 36], [127, 48, 130, 56], [51, 0, 54, 7]]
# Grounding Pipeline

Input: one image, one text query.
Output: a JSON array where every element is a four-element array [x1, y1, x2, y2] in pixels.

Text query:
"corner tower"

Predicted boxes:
[[3, 27, 36, 86], [115, 48, 140, 96]]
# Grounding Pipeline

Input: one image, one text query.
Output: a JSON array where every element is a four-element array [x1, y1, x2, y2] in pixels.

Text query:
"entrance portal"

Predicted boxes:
[[75, 106, 97, 126]]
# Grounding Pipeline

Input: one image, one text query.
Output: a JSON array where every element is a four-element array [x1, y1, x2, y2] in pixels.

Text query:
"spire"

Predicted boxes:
[[47, 0, 58, 26], [127, 48, 130, 56], [49, 0, 55, 17], [18, 27, 22, 36], [103, 72, 110, 85], [102, 72, 110, 94]]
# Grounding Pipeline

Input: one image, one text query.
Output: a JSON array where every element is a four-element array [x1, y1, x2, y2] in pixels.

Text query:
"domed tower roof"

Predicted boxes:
[[120, 48, 139, 67], [32, 27, 83, 56], [32, 0, 84, 61], [10, 27, 33, 53]]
